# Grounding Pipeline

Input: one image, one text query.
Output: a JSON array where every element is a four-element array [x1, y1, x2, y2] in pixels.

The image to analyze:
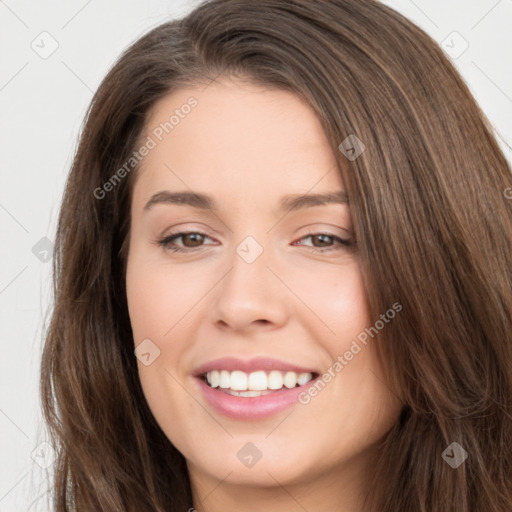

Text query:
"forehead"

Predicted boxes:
[[132, 78, 343, 211]]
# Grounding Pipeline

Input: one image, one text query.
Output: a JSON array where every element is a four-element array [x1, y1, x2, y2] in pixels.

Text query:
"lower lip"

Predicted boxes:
[[195, 376, 318, 420]]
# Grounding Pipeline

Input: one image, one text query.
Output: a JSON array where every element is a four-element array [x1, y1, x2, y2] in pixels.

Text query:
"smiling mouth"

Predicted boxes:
[[200, 369, 319, 397]]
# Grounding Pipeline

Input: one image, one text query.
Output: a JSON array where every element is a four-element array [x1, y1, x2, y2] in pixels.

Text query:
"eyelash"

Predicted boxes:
[[156, 231, 354, 254]]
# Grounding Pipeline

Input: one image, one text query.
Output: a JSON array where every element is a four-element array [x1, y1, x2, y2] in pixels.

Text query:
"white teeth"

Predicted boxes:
[[268, 370, 283, 390], [210, 370, 220, 388], [297, 372, 312, 386], [204, 370, 314, 391], [219, 370, 230, 389], [248, 370, 268, 390], [224, 389, 275, 397], [230, 370, 248, 391], [283, 371, 298, 388]]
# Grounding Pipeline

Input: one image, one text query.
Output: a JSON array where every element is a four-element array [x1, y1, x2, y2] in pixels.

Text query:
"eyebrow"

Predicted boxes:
[[143, 189, 348, 212]]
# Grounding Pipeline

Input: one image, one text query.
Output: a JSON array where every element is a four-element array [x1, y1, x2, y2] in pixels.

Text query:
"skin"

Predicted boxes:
[[125, 76, 402, 512]]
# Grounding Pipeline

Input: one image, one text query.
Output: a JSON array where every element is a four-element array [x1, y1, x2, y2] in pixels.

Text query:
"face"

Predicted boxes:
[[126, 77, 401, 502]]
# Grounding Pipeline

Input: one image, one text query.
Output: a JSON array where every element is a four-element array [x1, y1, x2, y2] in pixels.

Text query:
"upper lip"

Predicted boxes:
[[193, 357, 320, 377]]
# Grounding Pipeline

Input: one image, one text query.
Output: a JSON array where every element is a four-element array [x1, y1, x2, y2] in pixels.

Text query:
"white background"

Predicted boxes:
[[1, 0, 511, 510]]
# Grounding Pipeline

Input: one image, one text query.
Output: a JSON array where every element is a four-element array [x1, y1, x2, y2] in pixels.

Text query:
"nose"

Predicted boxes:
[[208, 242, 290, 333]]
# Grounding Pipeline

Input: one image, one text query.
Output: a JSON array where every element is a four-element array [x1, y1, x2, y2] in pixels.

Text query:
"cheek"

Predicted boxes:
[[287, 263, 399, 442], [126, 251, 208, 342], [125, 249, 210, 421], [285, 258, 370, 340], [327, 272, 368, 333]]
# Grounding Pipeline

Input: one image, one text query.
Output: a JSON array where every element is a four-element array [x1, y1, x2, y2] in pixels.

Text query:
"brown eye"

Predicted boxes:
[[157, 231, 213, 253], [310, 234, 335, 247], [180, 233, 206, 247], [293, 232, 354, 253]]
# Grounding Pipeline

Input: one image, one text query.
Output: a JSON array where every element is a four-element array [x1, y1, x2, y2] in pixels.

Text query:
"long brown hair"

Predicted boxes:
[[41, 0, 512, 510]]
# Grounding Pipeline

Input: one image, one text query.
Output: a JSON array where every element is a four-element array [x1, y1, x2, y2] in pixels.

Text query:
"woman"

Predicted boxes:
[[41, 0, 512, 510]]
